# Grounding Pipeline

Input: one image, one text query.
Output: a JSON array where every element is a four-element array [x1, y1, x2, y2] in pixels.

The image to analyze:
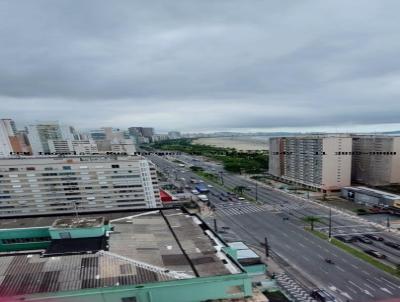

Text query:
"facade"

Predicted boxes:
[[269, 135, 352, 191], [48, 139, 99, 155], [0, 118, 17, 136], [352, 135, 400, 186], [9, 131, 31, 154], [27, 122, 64, 154], [110, 139, 136, 155], [48, 139, 74, 154], [0, 156, 161, 217], [72, 139, 99, 154], [128, 127, 155, 142], [0, 120, 13, 157], [0, 208, 254, 302]]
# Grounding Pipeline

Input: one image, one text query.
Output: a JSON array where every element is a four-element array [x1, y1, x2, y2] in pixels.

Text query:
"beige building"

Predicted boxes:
[[269, 135, 352, 191], [0, 156, 161, 217], [352, 135, 400, 186]]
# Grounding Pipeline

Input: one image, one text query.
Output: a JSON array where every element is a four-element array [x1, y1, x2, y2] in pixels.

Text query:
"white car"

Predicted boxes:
[[198, 194, 209, 202], [191, 189, 200, 195], [238, 197, 245, 200], [207, 184, 213, 188]]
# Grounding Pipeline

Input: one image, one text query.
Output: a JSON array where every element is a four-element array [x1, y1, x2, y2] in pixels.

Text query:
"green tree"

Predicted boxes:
[[303, 216, 321, 231]]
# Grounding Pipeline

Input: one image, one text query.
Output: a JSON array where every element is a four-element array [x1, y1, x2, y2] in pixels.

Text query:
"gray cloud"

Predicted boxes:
[[1, 0, 400, 132]]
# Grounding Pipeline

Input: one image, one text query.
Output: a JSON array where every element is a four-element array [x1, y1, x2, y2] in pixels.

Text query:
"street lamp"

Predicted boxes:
[[328, 207, 332, 240], [219, 171, 224, 185]]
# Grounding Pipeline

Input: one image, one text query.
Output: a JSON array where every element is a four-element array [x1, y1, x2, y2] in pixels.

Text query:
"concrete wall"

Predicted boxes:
[[24, 273, 252, 302], [0, 227, 51, 252]]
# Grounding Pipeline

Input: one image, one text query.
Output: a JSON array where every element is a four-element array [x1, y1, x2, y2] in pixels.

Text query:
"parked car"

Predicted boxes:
[[310, 289, 336, 302], [364, 234, 384, 241], [364, 249, 386, 259], [356, 236, 373, 244], [207, 184, 213, 188], [238, 197, 245, 200], [384, 241, 400, 250], [191, 189, 200, 195]]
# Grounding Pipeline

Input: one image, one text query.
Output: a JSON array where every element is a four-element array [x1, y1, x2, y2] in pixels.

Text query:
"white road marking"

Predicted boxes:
[[363, 283, 376, 291], [336, 266, 345, 272], [348, 281, 363, 291], [380, 277, 400, 289], [345, 286, 358, 294], [302, 255, 310, 262], [351, 264, 359, 269], [298, 242, 306, 248], [381, 287, 393, 295], [361, 270, 369, 276], [341, 291, 353, 300]]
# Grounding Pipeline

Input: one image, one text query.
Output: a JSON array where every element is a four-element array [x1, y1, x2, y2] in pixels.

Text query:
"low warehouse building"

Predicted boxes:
[[341, 186, 400, 208]]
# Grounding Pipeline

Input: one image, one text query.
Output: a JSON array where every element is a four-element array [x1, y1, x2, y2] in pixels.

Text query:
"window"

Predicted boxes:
[[44, 167, 53, 171], [121, 298, 137, 302], [112, 165, 120, 169], [63, 166, 71, 170], [9, 168, 18, 171], [59, 232, 71, 239]]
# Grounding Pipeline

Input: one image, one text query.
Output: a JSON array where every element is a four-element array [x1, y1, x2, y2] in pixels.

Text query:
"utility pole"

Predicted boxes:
[[213, 218, 218, 233], [255, 182, 258, 202], [219, 171, 224, 185], [264, 237, 269, 257], [328, 207, 332, 240]]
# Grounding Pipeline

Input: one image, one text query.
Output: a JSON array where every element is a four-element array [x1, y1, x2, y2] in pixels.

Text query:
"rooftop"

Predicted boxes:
[[51, 217, 105, 229], [343, 186, 400, 200], [0, 208, 242, 296]]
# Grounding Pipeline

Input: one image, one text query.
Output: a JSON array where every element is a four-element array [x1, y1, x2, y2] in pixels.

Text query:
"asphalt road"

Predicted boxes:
[[176, 153, 400, 267], [148, 153, 400, 302]]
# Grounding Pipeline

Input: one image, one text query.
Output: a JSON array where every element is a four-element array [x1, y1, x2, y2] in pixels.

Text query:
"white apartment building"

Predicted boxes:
[[352, 135, 400, 186], [269, 135, 352, 191], [0, 121, 13, 158], [48, 139, 99, 155], [0, 156, 161, 217], [27, 122, 63, 154], [110, 139, 136, 155], [72, 140, 98, 154]]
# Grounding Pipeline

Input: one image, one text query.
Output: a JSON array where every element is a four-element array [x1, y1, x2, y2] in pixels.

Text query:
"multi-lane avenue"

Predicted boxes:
[[148, 152, 400, 302]]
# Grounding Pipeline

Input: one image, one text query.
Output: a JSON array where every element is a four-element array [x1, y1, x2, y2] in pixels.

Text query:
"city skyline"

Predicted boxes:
[[1, 1, 400, 132]]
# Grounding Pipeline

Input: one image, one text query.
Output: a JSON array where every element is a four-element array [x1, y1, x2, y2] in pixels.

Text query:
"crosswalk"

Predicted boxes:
[[275, 273, 315, 302], [272, 202, 315, 212], [215, 202, 270, 216]]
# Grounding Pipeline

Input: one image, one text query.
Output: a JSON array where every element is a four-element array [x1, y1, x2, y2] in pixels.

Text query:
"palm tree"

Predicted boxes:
[[303, 216, 321, 231], [233, 185, 248, 196]]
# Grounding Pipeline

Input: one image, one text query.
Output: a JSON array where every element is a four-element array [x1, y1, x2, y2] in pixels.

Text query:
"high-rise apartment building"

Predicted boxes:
[[269, 135, 352, 191], [0, 121, 13, 157], [47, 139, 99, 155], [0, 156, 161, 217], [352, 135, 400, 186], [27, 122, 63, 154]]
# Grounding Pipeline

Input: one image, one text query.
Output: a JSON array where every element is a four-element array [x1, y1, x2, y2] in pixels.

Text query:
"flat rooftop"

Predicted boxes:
[[51, 217, 105, 229], [343, 186, 400, 200], [0, 208, 242, 297]]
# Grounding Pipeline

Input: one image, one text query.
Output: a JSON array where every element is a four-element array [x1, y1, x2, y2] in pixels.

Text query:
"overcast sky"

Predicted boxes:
[[1, 1, 400, 133]]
